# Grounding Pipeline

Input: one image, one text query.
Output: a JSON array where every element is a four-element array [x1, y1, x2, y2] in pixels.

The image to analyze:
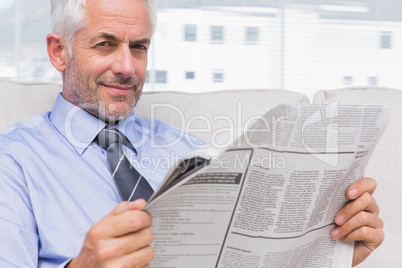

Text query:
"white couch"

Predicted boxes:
[[0, 79, 400, 267]]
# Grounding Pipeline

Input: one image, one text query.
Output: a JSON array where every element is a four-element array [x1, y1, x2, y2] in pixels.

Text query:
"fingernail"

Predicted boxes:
[[331, 228, 339, 238], [349, 188, 357, 198], [335, 214, 344, 225], [130, 199, 142, 205]]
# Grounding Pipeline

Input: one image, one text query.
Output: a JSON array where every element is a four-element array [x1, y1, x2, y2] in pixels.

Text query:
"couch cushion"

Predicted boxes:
[[313, 86, 402, 268], [135, 89, 309, 146], [0, 80, 62, 132], [0, 79, 310, 145]]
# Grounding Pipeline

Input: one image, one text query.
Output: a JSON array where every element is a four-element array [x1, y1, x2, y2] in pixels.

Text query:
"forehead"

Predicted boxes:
[[82, 0, 152, 39]]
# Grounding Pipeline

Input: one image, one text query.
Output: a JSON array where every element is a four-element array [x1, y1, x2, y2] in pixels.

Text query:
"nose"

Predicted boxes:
[[111, 46, 135, 78]]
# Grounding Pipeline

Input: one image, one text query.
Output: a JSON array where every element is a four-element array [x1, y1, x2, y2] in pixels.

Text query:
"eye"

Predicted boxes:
[[97, 41, 112, 47], [130, 44, 147, 51]]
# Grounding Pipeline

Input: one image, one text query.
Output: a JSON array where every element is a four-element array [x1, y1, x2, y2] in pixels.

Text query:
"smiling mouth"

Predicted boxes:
[[102, 84, 134, 90], [101, 84, 137, 96]]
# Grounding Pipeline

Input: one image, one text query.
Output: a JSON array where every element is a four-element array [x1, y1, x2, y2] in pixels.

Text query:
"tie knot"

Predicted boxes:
[[96, 128, 125, 149]]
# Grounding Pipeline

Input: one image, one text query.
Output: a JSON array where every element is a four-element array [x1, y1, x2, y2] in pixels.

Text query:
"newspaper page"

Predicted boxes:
[[145, 103, 389, 268]]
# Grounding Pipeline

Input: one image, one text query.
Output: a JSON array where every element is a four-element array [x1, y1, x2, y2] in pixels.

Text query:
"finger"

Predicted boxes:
[[96, 227, 154, 260], [331, 211, 383, 239], [339, 226, 384, 249], [114, 245, 155, 268], [90, 209, 153, 241], [108, 210, 152, 238], [111, 199, 147, 216], [347, 177, 377, 200], [128, 199, 147, 210], [335, 192, 380, 225]]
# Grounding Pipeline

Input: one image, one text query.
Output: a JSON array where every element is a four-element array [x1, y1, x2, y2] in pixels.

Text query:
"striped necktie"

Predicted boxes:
[[96, 128, 154, 202]]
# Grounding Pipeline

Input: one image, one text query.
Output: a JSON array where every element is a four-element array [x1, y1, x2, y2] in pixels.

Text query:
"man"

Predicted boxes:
[[0, 0, 383, 267]]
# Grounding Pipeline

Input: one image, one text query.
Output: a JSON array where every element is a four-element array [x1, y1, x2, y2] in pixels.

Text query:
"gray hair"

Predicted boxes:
[[50, 0, 157, 56]]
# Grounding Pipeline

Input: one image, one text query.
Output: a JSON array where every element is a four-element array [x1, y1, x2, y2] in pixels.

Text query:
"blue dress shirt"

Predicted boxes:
[[0, 94, 204, 267]]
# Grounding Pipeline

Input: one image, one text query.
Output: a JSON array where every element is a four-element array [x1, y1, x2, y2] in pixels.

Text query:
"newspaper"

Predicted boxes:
[[145, 103, 389, 268]]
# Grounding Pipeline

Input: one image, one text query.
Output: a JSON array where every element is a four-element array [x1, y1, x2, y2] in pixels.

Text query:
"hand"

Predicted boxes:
[[68, 199, 154, 268], [330, 177, 384, 267]]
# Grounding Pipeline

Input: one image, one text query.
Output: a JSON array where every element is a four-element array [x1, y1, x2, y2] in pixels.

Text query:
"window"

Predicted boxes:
[[145, 70, 150, 83], [368, 77, 378, 86], [245, 27, 259, 44], [380, 31, 392, 49], [155, 71, 167, 83], [343, 76, 353, 85], [0, 1, 60, 83], [3, 1, 402, 95], [211, 26, 224, 43], [213, 70, 224, 83], [185, 71, 195, 80], [184, 24, 197, 42]]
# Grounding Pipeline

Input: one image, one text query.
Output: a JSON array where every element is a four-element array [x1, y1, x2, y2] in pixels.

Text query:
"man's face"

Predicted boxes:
[[63, 0, 152, 123]]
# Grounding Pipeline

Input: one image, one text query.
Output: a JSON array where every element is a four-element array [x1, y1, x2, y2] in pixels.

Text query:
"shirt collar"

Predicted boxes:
[[50, 94, 106, 155], [49, 94, 142, 155]]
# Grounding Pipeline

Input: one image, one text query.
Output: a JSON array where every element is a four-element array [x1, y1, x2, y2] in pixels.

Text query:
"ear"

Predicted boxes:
[[47, 33, 68, 72]]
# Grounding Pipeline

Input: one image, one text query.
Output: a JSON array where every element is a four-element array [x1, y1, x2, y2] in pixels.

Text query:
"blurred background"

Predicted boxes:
[[1, 0, 401, 98]]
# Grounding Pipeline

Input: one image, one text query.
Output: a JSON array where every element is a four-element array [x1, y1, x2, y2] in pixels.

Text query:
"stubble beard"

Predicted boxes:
[[64, 57, 143, 124]]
